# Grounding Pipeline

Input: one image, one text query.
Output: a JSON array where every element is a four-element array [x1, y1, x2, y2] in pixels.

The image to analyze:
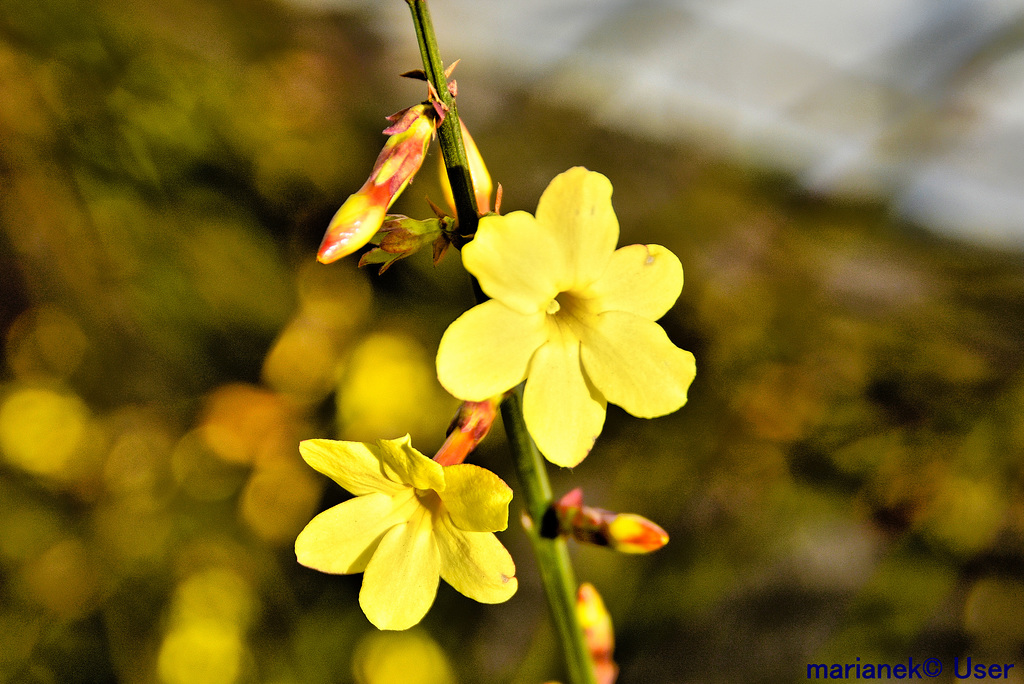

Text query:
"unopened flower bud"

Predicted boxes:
[[439, 118, 493, 215], [433, 398, 499, 466], [577, 583, 618, 684], [551, 488, 668, 554], [318, 104, 436, 264]]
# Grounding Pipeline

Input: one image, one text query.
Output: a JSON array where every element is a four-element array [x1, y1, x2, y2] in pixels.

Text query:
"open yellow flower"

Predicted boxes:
[[295, 435, 517, 630], [436, 167, 696, 467]]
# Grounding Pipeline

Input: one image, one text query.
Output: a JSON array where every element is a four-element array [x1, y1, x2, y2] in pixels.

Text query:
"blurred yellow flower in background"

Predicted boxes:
[[436, 167, 696, 467], [295, 436, 517, 630]]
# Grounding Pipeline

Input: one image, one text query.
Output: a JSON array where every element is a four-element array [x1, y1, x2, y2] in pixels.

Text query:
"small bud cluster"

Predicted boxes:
[[317, 63, 494, 269]]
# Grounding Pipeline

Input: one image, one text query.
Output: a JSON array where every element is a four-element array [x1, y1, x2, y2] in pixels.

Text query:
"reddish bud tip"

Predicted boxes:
[[577, 583, 618, 684], [433, 398, 499, 466], [606, 514, 669, 554], [317, 182, 390, 264]]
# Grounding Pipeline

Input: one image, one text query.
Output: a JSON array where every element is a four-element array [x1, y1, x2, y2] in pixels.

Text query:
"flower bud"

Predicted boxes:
[[606, 514, 669, 554], [552, 488, 668, 554], [577, 583, 618, 684], [318, 104, 436, 264], [433, 398, 499, 466], [438, 118, 492, 215]]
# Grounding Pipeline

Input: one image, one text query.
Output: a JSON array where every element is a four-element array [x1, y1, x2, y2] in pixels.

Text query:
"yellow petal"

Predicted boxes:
[[587, 244, 683, 321], [436, 300, 547, 401], [295, 491, 416, 574], [435, 516, 517, 604], [523, 327, 606, 467], [375, 435, 445, 492], [359, 506, 440, 630], [299, 439, 403, 496], [438, 464, 512, 532], [535, 167, 618, 287], [463, 211, 566, 315], [580, 311, 695, 418]]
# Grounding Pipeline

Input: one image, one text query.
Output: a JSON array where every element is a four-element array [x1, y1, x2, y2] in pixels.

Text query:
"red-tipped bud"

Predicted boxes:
[[606, 514, 669, 554], [577, 583, 618, 684], [317, 104, 436, 264], [439, 118, 492, 216], [433, 398, 499, 466], [318, 182, 390, 263], [552, 488, 669, 554]]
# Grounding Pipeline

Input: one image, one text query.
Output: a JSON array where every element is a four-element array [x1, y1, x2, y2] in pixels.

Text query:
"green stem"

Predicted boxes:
[[500, 388, 598, 684], [404, 3, 596, 683], [405, 0, 478, 241]]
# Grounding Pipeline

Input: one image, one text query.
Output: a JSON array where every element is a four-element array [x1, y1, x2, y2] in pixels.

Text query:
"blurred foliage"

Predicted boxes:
[[1, 0, 1024, 683]]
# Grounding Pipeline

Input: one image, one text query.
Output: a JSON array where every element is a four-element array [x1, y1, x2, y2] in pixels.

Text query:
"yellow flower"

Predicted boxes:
[[295, 435, 517, 630], [436, 167, 695, 467]]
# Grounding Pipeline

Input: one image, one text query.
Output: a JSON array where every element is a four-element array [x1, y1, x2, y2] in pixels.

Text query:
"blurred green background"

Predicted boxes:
[[2, 1, 1024, 683]]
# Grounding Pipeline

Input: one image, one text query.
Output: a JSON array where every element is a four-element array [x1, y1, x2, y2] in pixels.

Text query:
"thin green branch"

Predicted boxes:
[[404, 2, 596, 683], [500, 388, 598, 684], [405, 0, 478, 241]]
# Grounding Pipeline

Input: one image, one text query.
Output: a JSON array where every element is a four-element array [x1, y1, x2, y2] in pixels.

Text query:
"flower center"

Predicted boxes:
[[415, 488, 442, 509], [545, 290, 594, 337], [413, 488, 444, 521]]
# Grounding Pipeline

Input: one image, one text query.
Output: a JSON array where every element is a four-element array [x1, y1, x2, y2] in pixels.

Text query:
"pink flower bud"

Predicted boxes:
[[317, 104, 436, 264], [552, 489, 668, 554], [433, 398, 499, 466]]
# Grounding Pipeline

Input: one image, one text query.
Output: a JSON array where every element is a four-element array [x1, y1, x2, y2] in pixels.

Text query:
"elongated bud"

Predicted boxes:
[[577, 583, 618, 684], [433, 398, 499, 466], [541, 584, 618, 684], [551, 488, 668, 554], [439, 118, 492, 216], [318, 104, 436, 264]]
